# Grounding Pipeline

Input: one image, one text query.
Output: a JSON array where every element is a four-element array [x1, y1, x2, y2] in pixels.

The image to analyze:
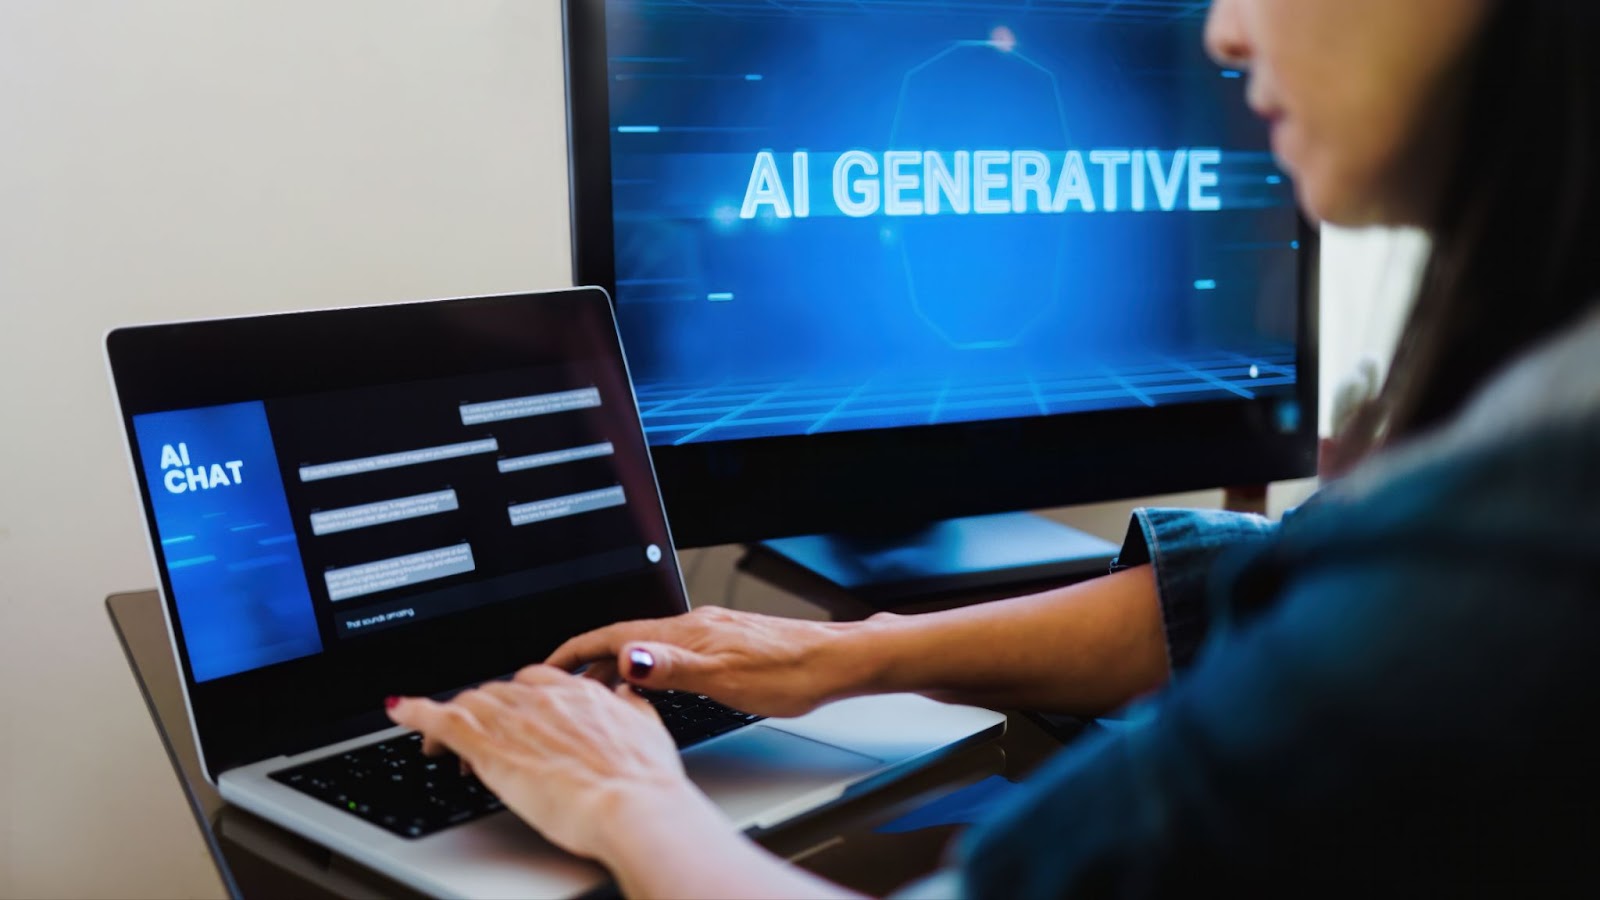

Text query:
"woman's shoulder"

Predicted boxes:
[[1321, 410, 1596, 555], [1229, 409, 1595, 640], [1445, 303, 1600, 448], [1318, 306, 1600, 532], [1280, 311, 1600, 574]]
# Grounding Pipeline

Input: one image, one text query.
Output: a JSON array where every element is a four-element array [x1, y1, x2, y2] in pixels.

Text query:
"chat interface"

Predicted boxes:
[[133, 368, 660, 682], [604, 0, 1303, 446]]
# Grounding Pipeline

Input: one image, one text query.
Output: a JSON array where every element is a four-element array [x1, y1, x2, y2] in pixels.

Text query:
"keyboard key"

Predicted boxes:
[[636, 691, 763, 749]]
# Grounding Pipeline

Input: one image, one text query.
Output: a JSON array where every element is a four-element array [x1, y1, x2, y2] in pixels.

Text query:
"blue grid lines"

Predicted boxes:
[[635, 347, 1297, 445]]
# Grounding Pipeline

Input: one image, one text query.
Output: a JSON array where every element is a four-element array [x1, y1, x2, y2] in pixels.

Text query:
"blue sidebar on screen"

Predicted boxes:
[[133, 401, 323, 682]]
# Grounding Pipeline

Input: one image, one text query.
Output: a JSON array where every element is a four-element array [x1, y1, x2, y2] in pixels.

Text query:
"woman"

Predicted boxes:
[[390, 0, 1600, 895]]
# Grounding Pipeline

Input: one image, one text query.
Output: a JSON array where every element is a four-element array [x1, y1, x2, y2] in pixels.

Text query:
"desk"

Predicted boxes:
[[109, 576, 1077, 899]]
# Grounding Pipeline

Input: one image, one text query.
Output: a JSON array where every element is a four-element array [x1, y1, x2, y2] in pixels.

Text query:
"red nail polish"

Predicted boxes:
[[628, 648, 655, 680], [385, 696, 401, 710]]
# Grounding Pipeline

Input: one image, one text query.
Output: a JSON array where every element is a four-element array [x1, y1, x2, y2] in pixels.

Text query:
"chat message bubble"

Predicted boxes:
[[324, 544, 476, 602], [497, 442, 615, 474], [460, 388, 601, 426], [508, 486, 626, 527], [340, 606, 417, 633], [309, 489, 459, 536], [299, 439, 498, 483]]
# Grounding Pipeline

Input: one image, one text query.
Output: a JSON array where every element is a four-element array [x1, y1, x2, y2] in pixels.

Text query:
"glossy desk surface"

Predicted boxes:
[[109, 580, 1080, 898]]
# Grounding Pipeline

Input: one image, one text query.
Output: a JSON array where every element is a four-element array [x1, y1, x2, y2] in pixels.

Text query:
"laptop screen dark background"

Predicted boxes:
[[108, 289, 687, 778]]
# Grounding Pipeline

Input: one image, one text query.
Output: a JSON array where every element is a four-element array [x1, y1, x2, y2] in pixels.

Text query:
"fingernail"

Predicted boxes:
[[385, 696, 401, 710], [628, 648, 655, 679]]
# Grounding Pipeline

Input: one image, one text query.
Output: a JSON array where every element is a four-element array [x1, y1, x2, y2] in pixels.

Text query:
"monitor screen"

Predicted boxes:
[[597, 0, 1302, 448]]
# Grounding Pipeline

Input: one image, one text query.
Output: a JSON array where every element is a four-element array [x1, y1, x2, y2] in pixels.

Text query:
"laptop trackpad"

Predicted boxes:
[[684, 726, 883, 827]]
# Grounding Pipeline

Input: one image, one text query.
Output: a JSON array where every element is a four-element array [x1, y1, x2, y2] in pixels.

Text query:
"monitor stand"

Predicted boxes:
[[757, 512, 1119, 607]]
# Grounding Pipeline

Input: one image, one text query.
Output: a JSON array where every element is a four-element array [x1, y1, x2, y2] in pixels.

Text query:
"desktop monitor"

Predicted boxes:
[[564, 0, 1318, 575]]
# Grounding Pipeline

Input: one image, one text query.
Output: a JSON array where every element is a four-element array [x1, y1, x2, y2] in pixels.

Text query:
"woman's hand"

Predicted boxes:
[[386, 665, 709, 864], [546, 606, 882, 718], [389, 666, 865, 899]]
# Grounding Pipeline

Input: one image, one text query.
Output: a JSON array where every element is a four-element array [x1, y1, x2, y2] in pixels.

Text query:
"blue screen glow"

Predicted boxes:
[[603, 0, 1301, 446]]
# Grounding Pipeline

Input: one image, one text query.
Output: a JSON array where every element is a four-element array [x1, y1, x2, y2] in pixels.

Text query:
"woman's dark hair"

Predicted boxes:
[[1346, 0, 1600, 455]]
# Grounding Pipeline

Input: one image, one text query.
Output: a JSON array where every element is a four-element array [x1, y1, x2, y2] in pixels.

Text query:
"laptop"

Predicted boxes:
[[106, 287, 1005, 898]]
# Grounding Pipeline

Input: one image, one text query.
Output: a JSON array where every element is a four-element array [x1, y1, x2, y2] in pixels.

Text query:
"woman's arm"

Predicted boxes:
[[871, 506, 1284, 713], [597, 789, 860, 900], [853, 564, 1168, 715], [550, 565, 1169, 717], [550, 509, 1280, 717]]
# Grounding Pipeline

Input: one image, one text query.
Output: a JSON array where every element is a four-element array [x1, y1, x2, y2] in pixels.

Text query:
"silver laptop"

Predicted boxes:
[[106, 287, 1005, 898]]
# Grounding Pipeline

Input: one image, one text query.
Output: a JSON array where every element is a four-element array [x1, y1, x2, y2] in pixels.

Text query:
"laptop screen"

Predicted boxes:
[[109, 290, 687, 775]]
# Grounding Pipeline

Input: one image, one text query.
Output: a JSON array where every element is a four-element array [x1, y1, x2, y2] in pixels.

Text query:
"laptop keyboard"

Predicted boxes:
[[644, 689, 765, 748], [271, 690, 762, 839]]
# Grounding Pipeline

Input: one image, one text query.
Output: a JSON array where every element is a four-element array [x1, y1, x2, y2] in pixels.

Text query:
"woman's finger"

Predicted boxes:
[[545, 621, 649, 672], [452, 686, 517, 731], [580, 657, 620, 686], [614, 681, 656, 716], [477, 678, 544, 711], [425, 689, 513, 756], [513, 663, 574, 687], [387, 696, 495, 761], [616, 641, 719, 694]]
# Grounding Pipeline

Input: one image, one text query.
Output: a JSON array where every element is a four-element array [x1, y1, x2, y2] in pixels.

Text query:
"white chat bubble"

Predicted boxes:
[[324, 544, 475, 602], [309, 489, 459, 536], [497, 442, 615, 474], [299, 439, 498, 483], [507, 486, 626, 527], [460, 388, 601, 425]]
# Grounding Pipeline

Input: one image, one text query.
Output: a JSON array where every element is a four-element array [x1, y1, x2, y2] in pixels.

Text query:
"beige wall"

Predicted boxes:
[[0, 2, 1417, 896], [0, 3, 570, 896]]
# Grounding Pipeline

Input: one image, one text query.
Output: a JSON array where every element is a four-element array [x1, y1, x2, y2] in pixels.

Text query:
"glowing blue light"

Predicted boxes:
[[1266, 175, 1283, 184], [1221, 70, 1243, 79], [617, 125, 661, 134], [1194, 279, 1218, 291], [1276, 401, 1303, 432], [745, 74, 764, 81], [1291, 240, 1301, 250], [708, 292, 735, 302]]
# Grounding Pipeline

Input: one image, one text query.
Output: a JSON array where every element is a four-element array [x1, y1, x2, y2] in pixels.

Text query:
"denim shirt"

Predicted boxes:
[[936, 314, 1600, 898], [1108, 506, 1279, 672]]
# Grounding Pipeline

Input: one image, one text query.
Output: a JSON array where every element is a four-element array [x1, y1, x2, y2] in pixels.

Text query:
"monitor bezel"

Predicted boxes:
[[564, 0, 1320, 548]]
